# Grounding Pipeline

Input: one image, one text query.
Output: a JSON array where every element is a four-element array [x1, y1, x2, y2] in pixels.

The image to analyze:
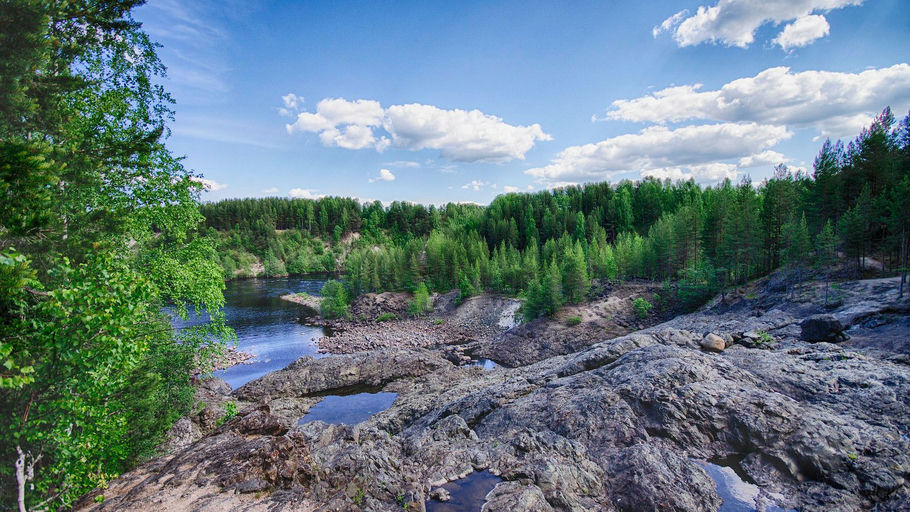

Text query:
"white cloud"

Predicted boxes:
[[284, 97, 550, 162], [461, 180, 489, 191], [738, 150, 787, 168], [319, 124, 382, 150], [289, 188, 325, 199], [189, 176, 227, 191], [653, 10, 689, 38], [654, 0, 862, 48], [503, 185, 521, 193], [316, 98, 385, 127], [369, 169, 396, 183], [643, 163, 739, 182], [607, 64, 910, 137], [384, 103, 551, 162], [525, 122, 791, 184], [773, 14, 830, 49], [262, 187, 279, 194], [282, 93, 303, 111], [279, 93, 304, 116]]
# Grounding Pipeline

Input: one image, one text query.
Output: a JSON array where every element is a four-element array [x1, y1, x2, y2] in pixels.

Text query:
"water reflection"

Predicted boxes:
[[470, 359, 500, 370], [298, 391, 398, 425], [700, 460, 795, 512], [172, 276, 327, 389], [426, 470, 502, 512]]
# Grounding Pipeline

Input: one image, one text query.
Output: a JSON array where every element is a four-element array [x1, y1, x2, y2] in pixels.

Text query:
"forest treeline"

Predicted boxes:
[[202, 107, 910, 318]]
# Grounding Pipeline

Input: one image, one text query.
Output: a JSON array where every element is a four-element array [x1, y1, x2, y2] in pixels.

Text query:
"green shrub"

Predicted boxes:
[[376, 312, 398, 322], [217, 401, 238, 426], [408, 282, 432, 316], [566, 315, 582, 326], [633, 297, 653, 319], [320, 280, 349, 319]]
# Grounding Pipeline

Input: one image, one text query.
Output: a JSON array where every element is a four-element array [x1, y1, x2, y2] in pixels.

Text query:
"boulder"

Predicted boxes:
[[801, 314, 847, 343], [430, 487, 451, 501], [700, 333, 726, 352]]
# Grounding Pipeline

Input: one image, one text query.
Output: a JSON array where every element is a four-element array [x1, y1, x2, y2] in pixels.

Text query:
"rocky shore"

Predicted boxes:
[[195, 345, 255, 374], [77, 274, 910, 511]]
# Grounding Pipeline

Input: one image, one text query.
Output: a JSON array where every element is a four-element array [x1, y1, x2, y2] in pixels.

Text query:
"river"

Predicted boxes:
[[172, 276, 328, 389]]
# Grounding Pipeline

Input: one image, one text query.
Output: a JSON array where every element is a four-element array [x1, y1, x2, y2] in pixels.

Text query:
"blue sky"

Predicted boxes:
[[135, 0, 910, 204]]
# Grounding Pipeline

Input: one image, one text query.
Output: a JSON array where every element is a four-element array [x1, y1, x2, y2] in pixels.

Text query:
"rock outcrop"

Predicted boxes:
[[77, 276, 910, 511]]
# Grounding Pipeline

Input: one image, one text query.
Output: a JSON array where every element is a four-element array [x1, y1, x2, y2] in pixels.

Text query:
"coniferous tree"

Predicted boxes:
[[815, 220, 838, 306]]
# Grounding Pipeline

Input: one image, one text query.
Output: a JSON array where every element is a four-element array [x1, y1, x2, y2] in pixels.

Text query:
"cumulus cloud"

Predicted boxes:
[[739, 150, 788, 168], [189, 176, 227, 191], [653, 0, 862, 48], [289, 188, 325, 199], [384, 104, 551, 161], [773, 14, 830, 49], [262, 186, 279, 194], [369, 169, 396, 183], [607, 64, 910, 138], [525, 123, 791, 184], [502, 185, 521, 193], [284, 97, 550, 162]]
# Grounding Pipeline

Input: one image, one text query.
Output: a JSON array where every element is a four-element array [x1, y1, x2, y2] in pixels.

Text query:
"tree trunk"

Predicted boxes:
[[15, 446, 33, 512]]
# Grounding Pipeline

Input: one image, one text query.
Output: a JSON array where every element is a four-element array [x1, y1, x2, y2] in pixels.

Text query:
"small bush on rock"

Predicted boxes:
[[633, 297, 653, 319]]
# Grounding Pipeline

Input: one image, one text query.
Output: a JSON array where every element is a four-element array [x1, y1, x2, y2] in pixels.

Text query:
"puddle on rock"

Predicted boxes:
[[700, 460, 795, 512], [470, 358, 500, 370], [426, 470, 502, 512], [297, 391, 397, 425]]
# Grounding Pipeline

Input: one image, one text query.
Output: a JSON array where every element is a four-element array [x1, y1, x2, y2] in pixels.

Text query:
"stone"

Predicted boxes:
[[801, 314, 847, 343], [429, 487, 450, 501], [700, 333, 726, 352]]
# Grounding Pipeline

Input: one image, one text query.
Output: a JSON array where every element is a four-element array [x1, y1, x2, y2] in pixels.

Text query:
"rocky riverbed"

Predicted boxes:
[[77, 274, 910, 511]]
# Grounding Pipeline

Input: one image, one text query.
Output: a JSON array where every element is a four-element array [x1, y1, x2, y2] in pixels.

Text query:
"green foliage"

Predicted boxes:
[[565, 315, 582, 326], [633, 297, 653, 319], [353, 487, 365, 505], [320, 280, 349, 319], [0, 1, 231, 508], [376, 312, 398, 322], [218, 402, 238, 426], [408, 282, 432, 316]]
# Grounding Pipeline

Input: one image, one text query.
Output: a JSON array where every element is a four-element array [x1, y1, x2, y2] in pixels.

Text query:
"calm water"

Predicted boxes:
[[297, 391, 398, 425], [470, 358, 500, 370], [425, 470, 502, 512], [172, 276, 327, 390], [700, 461, 795, 512]]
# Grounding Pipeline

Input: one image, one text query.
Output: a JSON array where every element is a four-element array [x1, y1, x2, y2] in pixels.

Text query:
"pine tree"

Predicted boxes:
[[781, 213, 812, 294], [561, 241, 590, 303], [815, 220, 838, 306]]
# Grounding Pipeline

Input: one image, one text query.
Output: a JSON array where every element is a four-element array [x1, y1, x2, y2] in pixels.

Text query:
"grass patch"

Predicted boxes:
[[565, 315, 582, 326], [376, 312, 398, 322]]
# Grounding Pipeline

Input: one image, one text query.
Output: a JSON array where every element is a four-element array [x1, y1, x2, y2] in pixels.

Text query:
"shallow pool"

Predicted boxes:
[[297, 391, 398, 425]]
